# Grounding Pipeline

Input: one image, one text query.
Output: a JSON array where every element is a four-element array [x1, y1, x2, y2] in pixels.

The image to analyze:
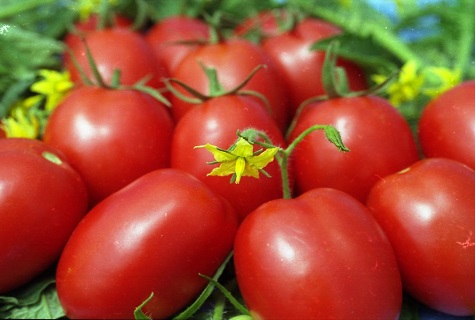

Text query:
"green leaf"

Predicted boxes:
[[0, 271, 65, 319], [323, 125, 350, 152]]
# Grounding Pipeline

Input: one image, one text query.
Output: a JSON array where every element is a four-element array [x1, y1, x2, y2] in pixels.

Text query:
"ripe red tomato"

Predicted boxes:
[[0, 138, 88, 294], [366, 158, 475, 316], [418, 80, 475, 170], [171, 95, 288, 221], [145, 15, 210, 74], [64, 28, 167, 89], [63, 14, 133, 51], [288, 95, 420, 202], [259, 15, 368, 117], [42, 86, 174, 205], [234, 187, 402, 319], [168, 38, 290, 132], [56, 168, 238, 319]]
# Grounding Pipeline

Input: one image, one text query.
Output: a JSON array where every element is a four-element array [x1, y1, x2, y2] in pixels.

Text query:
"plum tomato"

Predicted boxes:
[[366, 158, 475, 316], [145, 15, 210, 75], [234, 187, 402, 319], [171, 95, 288, 221], [42, 86, 174, 205], [418, 80, 475, 170], [56, 168, 238, 319], [0, 138, 88, 294], [168, 38, 290, 132], [63, 28, 167, 89], [259, 15, 368, 117], [288, 95, 420, 202]]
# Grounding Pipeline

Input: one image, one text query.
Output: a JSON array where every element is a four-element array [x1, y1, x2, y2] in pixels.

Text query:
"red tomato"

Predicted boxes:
[[0, 138, 88, 294], [288, 95, 420, 202], [260, 16, 368, 117], [145, 15, 210, 74], [64, 28, 167, 89], [56, 168, 238, 319], [171, 95, 288, 221], [169, 38, 290, 132], [42, 86, 174, 205], [418, 80, 475, 170], [234, 188, 402, 319], [63, 14, 133, 51], [366, 158, 475, 316]]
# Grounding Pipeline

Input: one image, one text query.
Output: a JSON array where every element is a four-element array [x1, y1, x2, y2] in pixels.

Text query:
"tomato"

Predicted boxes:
[[171, 95, 287, 221], [259, 16, 368, 117], [145, 15, 210, 74], [234, 187, 402, 319], [0, 138, 88, 294], [168, 38, 290, 132], [366, 158, 475, 316], [63, 14, 133, 52], [64, 28, 167, 89], [418, 80, 475, 170], [56, 168, 238, 319], [42, 86, 174, 205], [288, 95, 420, 202]]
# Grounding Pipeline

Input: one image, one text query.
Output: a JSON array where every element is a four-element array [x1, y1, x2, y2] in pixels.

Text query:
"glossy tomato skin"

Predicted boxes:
[[261, 17, 368, 117], [288, 95, 420, 202], [171, 95, 288, 221], [234, 188, 402, 319], [42, 86, 174, 205], [0, 138, 88, 294], [366, 158, 475, 316], [64, 28, 167, 89], [169, 38, 290, 132], [145, 15, 210, 74], [56, 168, 238, 319], [418, 80, 475, 170]]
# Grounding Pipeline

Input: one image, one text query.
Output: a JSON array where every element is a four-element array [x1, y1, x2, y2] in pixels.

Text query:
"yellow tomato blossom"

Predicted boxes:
[[195, 137, 279, 184], [71, 0, 119, 21], [30, 69, 74, 112], [422, 66, 461, 98], [1, 107, 40, 139], [372, 60, 424, 107]]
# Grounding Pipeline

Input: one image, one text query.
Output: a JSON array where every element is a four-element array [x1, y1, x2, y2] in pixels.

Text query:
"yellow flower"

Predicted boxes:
[[71, 0, 119, 21], [195, 137, 279, 184], [1, 107, 40, 139], [372, 60, 424, 106], [30, 69, 74, 111], [422, 67, 461, 98]]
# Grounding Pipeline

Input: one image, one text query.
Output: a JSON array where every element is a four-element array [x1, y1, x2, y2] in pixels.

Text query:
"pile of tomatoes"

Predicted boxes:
[[1, 6, 475, 320]]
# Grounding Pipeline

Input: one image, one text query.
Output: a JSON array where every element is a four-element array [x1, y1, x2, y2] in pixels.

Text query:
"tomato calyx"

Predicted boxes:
[[285, 40, 397, 139], [66, 35, 170, 107], [164, 62, 270, 111]]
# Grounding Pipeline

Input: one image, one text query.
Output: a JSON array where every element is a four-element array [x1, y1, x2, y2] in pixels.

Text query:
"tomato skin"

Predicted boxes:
[[288, 95, 420, 202], [0, 138, 88, 294], [171, 95, 288, 221], [366, 158, 475, 316], [234, 188, 402, 319], [169, 38, 290, 132], [145, 15, 210, 74], [56, 168, 238, 319], [64, 28, 167, 89], [42, 86, 174, 205], [418, 80, 475, 170], [261, 17, 368, 117]]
